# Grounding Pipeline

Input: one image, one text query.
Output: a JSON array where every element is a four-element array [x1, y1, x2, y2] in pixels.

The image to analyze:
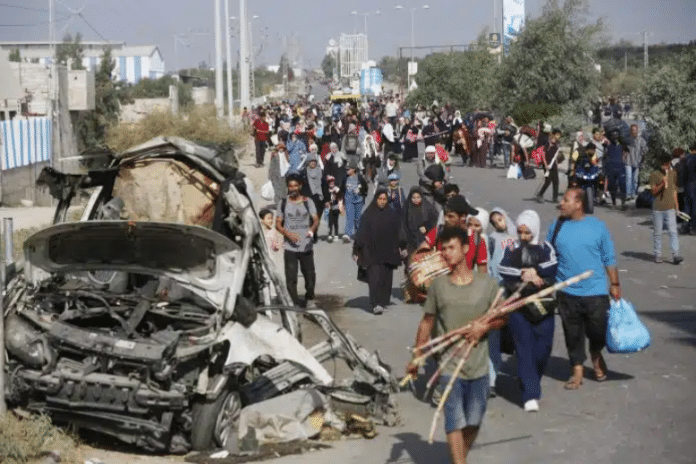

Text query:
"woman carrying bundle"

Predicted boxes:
[[498, 210, 558, 412]]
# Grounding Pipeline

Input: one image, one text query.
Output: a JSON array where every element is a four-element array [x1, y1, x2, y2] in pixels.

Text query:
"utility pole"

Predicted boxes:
[[224, 0, 233, 121], [643, 31, 649, 69], [214, 0, 223, 119], [239, 0, 250, 112], [249, 23, 255, 103]]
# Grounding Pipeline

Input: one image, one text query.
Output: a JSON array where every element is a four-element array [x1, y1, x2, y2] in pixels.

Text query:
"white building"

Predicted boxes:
[[0, 41, 165, 84], [113, 46, 165, 83]]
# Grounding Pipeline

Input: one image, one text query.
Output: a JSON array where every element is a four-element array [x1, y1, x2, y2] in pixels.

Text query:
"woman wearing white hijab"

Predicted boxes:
[[498, 210, 558, 412]]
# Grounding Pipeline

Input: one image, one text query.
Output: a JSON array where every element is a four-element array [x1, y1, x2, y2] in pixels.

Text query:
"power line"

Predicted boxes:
[[0, 2, 48, 12], [0, 16, 69, 27], [77, 12, 107, 41]]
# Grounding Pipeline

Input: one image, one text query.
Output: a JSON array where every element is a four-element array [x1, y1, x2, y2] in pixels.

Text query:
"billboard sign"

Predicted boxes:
[[503, 0, 525, 55], [360, 68, 383, 96]]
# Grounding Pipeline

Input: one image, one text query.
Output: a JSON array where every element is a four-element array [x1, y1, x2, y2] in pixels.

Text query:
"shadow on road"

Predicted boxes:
[[621, 250, 655, 262], [344, 295, 372, 313], [643, 310, 696, 338], [387, 432, 449, 464]]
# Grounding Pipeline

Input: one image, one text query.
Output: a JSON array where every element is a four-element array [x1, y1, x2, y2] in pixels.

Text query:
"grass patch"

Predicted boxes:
[[0, 412, 83, 464], [105, 104, 247, 154]]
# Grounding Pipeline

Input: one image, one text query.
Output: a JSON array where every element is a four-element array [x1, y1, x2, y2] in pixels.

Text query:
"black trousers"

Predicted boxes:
[[255, 140, 267, 165], [367, 264, 394, 308], [284, 249, 316, 305], [538, 165, 559, 200], [557, 292, 610, 366], [327, 210, 340, 235], [309, 194, 324, 240], [606, 165, 626, 204]]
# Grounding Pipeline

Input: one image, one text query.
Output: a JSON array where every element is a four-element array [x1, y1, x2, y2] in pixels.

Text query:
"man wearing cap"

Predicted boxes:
[[340, 159, 368, 242], [418, 195, 488, 274]]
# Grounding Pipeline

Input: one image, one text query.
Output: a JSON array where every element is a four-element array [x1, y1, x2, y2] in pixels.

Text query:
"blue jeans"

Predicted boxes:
[[344, 192, 364, 238], [652, 209, 680, 258], [501, 144, 511, 168], [625, 165, 639, 198], [488, 329, 502, 388], [508, 313, 554, 403], [439, 375, 489, 433]]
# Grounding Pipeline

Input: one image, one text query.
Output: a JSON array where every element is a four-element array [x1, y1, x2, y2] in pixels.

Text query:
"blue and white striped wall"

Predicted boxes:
[[0, 118, 52, 171]]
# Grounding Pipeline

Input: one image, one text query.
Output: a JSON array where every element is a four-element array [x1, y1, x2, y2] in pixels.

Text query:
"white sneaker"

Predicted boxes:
[[342, 234, 351, 243], [524, 399, 539, 412], [327, 235, 334, 243]]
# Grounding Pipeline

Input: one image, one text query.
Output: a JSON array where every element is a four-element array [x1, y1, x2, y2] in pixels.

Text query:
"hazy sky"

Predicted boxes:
[[1, 0, 694, 71]]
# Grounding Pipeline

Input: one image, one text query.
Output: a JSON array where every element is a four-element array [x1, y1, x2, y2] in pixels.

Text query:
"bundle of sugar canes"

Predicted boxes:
[[400, 270, 593, 444]]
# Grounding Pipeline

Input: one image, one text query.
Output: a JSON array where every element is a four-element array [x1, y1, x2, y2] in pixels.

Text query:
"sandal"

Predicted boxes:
[[592, 353, 608, 382], [563, 377, 583, 390], [564, 365, 584, 390]]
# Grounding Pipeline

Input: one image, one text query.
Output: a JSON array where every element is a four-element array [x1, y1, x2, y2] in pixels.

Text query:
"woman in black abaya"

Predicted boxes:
[[353, 188, 404, 315]]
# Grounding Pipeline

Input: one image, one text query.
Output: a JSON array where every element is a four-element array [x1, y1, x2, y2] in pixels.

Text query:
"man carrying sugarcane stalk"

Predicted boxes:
[[407, 227, 506, 464]]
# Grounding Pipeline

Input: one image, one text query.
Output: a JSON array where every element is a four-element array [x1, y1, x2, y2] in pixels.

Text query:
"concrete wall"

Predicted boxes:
[[0, 161, 52, 207], [191, 87, 214, 106], [119, 97, 170, 123]]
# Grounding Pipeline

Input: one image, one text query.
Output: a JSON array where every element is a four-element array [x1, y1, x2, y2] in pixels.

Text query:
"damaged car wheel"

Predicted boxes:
[[191, 390, 243, 451]]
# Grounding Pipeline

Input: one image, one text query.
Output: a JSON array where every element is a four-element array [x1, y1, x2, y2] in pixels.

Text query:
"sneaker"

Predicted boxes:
[[327, 235, 334, 243], [655, 256, 663, 264], [372, 305, 384, 315], [305, 299, 317, 310], [673, 256, 684, 265], [342, 234, 351, 243], [524, 399, 539, 412]]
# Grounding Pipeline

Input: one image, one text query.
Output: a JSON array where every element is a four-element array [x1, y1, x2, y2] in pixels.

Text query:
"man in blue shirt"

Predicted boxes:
[[547, 188, 622, 390]]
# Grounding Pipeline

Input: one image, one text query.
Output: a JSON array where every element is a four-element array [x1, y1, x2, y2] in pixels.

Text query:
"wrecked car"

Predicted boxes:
[[3, 137, 398, 453]]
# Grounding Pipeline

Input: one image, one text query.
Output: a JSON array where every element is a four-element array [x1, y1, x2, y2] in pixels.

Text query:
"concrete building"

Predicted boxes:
[[0, 41, 165, 84]]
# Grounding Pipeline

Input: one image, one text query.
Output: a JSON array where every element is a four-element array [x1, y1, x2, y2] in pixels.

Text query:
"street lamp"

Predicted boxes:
[[395, 4, 429, 90], [351, 10, 380, 34]]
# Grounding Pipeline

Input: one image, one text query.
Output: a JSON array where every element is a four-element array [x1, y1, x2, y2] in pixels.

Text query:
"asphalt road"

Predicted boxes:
[[13, 157, 694, 464], [272, 158, 696, 464]]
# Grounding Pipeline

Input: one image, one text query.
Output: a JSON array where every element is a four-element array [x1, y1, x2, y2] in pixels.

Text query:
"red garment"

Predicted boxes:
[[371, 130, 382, 145], [530, 146, 546, 166], [424, 226, 487, 270], [435, 144, 449, 163], [253, 119, 269, 142]]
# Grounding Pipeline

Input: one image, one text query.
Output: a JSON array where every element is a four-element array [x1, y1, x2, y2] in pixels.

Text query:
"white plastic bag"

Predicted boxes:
[[261, 180, 275, 201], [507, 163, 519, 179], [279, 154, 290, 177]]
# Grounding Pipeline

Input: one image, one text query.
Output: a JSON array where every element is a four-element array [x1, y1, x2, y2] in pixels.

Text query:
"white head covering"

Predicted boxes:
[[516, 210, 541, 245], [472, 207, 490, 233]]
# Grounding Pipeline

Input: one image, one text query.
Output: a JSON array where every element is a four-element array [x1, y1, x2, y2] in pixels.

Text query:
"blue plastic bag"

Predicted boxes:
[[606, 299, 651, 353]]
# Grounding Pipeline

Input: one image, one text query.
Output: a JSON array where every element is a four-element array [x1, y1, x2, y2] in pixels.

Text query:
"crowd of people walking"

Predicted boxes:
[[249, 92, 690, 463]]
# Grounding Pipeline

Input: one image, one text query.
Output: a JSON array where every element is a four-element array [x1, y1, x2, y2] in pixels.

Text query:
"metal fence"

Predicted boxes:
[[0, 117, 52, 171]]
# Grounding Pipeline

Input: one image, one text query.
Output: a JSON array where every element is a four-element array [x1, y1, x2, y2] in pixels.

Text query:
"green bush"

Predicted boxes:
[[510, 102, 562, 126]]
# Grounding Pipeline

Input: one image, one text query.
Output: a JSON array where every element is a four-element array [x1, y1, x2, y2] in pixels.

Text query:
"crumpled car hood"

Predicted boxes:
[[24, 221, 241, 307]]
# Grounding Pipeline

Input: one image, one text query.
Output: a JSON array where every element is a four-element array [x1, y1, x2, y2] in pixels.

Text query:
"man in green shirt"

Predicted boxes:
[[407, 227, 506, 464], [649, 155, 683, 264]]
